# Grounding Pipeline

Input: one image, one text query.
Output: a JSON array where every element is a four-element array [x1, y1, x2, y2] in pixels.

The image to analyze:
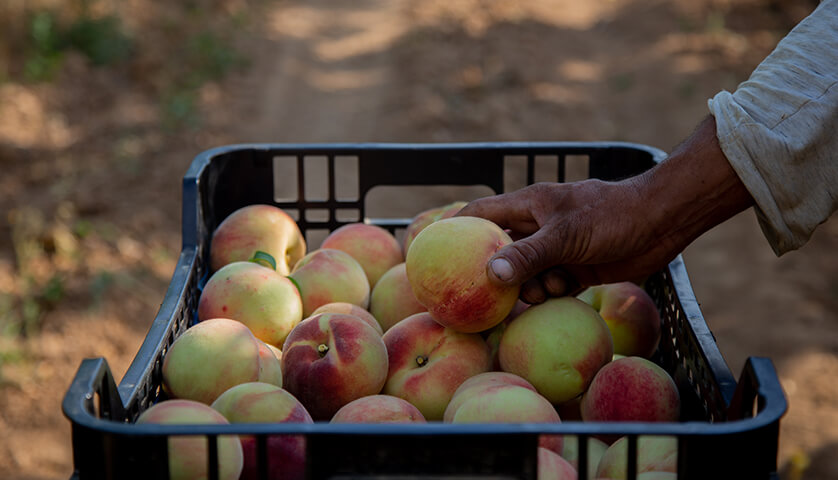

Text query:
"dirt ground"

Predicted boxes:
[[1, 0, 836, 478]]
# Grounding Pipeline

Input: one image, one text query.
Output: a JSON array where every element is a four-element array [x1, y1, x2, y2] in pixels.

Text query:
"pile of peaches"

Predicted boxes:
[[138, 202, 682, 480]]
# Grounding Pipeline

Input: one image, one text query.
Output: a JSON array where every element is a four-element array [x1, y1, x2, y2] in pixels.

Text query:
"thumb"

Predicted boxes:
[[488, 230, 562, 286]]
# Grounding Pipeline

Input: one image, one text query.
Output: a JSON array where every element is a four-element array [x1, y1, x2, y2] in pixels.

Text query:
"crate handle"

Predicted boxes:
[[62, 357, 127, 426], [727, 356, 788, 422]]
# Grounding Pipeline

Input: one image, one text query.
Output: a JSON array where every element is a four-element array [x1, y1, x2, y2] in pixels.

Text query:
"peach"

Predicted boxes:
[[210, 204, 306, 275], [135, 399, 243, 480], [539, 447, 579, 480], [561, 436, 609, 480], [320, 223, 404, 288], [595, 436, 678, 480], [369, 263, 427, 332], [450, 383, 564, 454], [281, 313, 388, 420], [256, 339, 283, 387], [198, 260, 303, 348], [211, 382, 312, 480], [310, 301, 383, 335], [577, 282, 661, 358], [162, 318, 266, 405], [443, 371, 537, 423], [330, 394, 427, 423], [266, 343, 282, 362], [499, 297, 613, 404], [405, 216, 520, 333], [382, 312, 492, 421], [580, 357, 680, 424], [289, 248, 371, 317], [403, 201, 467, 256]]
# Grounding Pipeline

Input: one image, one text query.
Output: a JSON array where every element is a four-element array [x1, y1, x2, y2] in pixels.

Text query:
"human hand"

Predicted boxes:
[[457, 116, 754, 304], [456, 178, 678, 304]]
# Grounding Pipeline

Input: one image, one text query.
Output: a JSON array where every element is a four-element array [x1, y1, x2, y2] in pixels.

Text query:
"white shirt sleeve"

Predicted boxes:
[[707, 0, 838, 256]]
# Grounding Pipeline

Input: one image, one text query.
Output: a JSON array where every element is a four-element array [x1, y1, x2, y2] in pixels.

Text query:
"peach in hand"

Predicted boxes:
[[406, 216, 520, 333]]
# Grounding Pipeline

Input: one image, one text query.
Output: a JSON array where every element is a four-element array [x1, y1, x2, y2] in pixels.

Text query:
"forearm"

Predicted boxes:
[[632, 116, 754, 256]]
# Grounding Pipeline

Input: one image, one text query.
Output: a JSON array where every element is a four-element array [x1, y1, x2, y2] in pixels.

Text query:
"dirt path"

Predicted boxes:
[[1, 0, 835, 478]]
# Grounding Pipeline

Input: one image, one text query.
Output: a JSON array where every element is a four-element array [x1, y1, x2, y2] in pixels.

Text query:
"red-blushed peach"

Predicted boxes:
[[330, 394, 427, 423], [561, 436, 609, 480], [369, 263, 427, 332], [162, 318, 265, 405], [310, 301, 383, 335], [198, 261, 303, 348], [211, 382, 312, 480], [443, 371, 538, 423], [256, 339, 283, 387], [289, 248, 371, 317], [405, 216, 521, 333], [450, 384, 564, 454], [499, 297, 613, 404], [539, 447, 579, 480], [595, 436, 678, 480], [135, 399, 243, 480], [210, 204, 305, 275], [403, 201, 467, 256], [577, 283, 661, 358], [281, 313, 388, 420], [320, 223, 404, 288], [382, 312, 492, 421], [580, 356, 680, 424]]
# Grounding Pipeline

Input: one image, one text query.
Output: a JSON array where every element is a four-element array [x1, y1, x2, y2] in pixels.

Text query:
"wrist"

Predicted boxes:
[[634, 116, 754, 255]]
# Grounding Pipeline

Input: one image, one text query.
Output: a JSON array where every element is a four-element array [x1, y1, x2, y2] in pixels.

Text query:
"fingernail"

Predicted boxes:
[[490, 258, 514, 282]]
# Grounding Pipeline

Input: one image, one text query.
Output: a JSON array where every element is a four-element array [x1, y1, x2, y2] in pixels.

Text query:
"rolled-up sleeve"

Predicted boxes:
[[707, 0, 838, 255]]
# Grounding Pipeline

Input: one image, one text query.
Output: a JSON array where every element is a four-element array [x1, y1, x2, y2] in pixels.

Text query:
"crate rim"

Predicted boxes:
[[184, 140, 670, 178]]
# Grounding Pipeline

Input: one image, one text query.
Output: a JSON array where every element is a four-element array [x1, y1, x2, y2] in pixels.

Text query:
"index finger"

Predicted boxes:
[[456, 190, 540, 235]]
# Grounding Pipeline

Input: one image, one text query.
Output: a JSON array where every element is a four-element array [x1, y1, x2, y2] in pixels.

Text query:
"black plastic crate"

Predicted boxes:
[[63, 142, 787, 480]]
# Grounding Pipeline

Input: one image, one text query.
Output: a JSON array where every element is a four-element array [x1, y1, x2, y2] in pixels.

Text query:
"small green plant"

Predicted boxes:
[[23, 11, 64, 82], [161, 29, 247, 130], [0, 275, 66, 337], [64, 14, 133, 66], [21, 6, 133, 82]]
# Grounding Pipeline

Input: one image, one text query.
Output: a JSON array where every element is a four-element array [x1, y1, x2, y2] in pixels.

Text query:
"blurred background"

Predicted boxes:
[[0, 0, 835, 478]]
